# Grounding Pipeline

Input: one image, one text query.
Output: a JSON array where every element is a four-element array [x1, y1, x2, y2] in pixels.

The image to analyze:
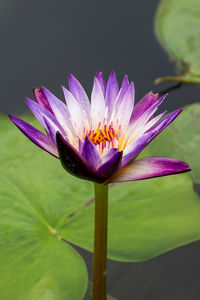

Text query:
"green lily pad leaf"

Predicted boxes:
[[154, 0, 200, 84], [0, 115, 88, 299], [83, 282, 117, 300], [142, 103, 200, 184], [61, 172, 200, 262]]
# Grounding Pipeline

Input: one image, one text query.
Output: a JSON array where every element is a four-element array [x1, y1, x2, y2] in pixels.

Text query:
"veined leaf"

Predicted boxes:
[[0, 115, 88, 300], [61, 172, 200, 262]]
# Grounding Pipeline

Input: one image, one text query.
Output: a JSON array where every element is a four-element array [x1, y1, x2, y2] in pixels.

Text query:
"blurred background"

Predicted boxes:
[[1, 0, 200, 299]]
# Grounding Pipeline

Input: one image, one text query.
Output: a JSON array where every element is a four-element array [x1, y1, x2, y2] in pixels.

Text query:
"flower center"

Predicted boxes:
[[87, 124, 119, 151]]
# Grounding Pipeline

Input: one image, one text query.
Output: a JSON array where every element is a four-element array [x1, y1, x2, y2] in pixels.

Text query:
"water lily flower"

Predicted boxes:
[[9, 72, 190, 183]]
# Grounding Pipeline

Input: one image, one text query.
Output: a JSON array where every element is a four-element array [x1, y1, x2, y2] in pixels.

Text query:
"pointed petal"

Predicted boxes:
[[117, 82, 135, 130], [101, 148, 120, 164], [41, 87, 75, 134], [98, 149, 123, 179], [43, 116, 63, 144], [68, 73, 90, 119], [56, 133, 102, 182], [81, 137, 101, 169], [42, 87, 69, 125], [9, 115, 58, 157], [110, 157, 191, 183], [147, 109, 182, 134], [114, 75, 129, 112], [62, 86, 85, 134], [25, 98, 65, 134], [143, 111, 167, 133], [105, 71, 119, 115], [125, 94, 167, 141], [122, 109, 182, 168], [95, 71, 106, 96], [33, 88, 54, 114], [91, 77, 106, 128], [130, 91, 159, 124], [132, 94, 167, 129], [127, 110, 167, 142]]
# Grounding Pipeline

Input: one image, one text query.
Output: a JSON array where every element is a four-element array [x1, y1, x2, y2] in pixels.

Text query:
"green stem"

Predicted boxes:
[[92, 183, 108, 300], [154, 75, 200, 85]]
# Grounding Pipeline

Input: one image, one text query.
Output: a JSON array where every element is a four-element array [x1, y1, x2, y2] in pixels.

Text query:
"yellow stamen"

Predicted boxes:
[[87, 125, 119, 151]]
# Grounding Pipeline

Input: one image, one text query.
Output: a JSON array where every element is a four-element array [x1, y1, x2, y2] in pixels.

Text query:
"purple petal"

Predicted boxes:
[[122, 109, 182, 168], [78, 139, 84, 152], [41, 87, 75, 135], [25, 98, 65, 135], [81, 137, 101, 170], [56, 133, 103, 182], [91, 77, 106, 127], [101, 148, 120, 164], [130, 91, 159, 125], [9, 115, 58, 158], [117, 82, 135, 129], [43, 116, 62, 144], [68, 73, 91, 119], [105, 71, 119, 115], [98, 149, 123, 179], [114, 75, 130, 113], [122, 132, 155, 167], [62, 86, 85, 132], [132, 94, 167, 129], [147, 109, 182, 134], [95, 71, 106, 96], [143, 110, 167, 132], [33, 88, 54, 115], [110, 157, 191, 183]]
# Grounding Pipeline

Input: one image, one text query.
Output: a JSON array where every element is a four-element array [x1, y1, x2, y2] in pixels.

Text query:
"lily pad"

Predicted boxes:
[[0, 115, 88, 300], [154, 0, 200, 84], [61, 172, 200, 262]]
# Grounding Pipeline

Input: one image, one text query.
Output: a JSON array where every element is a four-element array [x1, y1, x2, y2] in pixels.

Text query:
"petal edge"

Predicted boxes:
[[110, 157, 191, 183]]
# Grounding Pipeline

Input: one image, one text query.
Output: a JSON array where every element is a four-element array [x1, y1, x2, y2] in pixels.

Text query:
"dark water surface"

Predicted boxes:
[[1, 0, 200, 299]]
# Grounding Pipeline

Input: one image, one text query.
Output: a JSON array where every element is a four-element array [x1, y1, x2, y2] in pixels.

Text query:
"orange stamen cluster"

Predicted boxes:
[[87, 124, 119, 153]]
